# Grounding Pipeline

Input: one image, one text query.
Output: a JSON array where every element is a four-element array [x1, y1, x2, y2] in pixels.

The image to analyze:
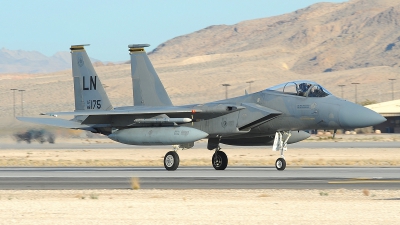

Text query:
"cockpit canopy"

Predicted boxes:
[[265, 80, 331, 97]]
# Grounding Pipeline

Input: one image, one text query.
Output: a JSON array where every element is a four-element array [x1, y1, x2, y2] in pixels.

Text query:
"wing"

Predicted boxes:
[[42, 106, 199, 117], [40, 104, 246, 126], [18, 103, 279, 134]]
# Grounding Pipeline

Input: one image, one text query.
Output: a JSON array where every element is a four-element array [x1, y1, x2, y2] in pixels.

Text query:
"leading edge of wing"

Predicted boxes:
[[41, 106, 203, 117]]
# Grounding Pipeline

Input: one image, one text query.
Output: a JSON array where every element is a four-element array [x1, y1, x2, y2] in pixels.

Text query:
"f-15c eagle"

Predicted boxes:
[[18, 44, 386, 171]]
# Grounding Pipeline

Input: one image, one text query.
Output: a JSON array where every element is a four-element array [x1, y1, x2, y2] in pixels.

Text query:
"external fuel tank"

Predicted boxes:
[[108, 127, 208, 145]]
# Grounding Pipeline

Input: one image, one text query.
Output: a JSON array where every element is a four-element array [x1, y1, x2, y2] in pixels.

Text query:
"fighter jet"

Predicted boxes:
[[17, 44, 386, 171]]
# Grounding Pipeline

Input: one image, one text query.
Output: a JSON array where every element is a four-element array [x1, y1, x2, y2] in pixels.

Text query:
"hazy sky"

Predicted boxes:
[[1, 0, 346, 62]]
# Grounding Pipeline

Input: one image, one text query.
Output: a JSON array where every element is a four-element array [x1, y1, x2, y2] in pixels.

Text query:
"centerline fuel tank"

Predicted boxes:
[[108, 127, 208, 145]]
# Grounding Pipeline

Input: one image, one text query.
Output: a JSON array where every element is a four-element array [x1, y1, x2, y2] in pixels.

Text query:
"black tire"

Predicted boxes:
[[212, 151, 228, 170], [275, 158, 286, 171], [164, 151, 180, 171]]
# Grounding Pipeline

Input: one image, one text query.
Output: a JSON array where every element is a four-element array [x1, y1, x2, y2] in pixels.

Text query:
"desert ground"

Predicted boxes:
[[0, 189, 399, 225]]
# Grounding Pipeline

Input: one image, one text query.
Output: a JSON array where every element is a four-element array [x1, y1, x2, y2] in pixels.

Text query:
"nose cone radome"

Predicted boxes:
[[339, 102, 386, 129]]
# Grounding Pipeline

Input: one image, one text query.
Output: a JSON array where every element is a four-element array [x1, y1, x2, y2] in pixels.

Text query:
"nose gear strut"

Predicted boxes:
[[272, 131, 291, 171]]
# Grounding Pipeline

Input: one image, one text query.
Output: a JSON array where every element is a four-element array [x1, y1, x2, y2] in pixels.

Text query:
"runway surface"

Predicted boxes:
[[1, 167, 399, 190], [1, 141, 399, 150]]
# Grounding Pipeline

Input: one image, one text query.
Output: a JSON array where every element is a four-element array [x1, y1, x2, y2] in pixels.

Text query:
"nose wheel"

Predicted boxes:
[[272, 131, 291, 171], [275, 158, 286, 171]]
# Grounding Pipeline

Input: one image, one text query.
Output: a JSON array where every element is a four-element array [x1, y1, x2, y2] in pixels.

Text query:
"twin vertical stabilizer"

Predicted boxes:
[[70, 45, 113, 111], [70, 44, 171, 112], [129, 44, 173, 106]]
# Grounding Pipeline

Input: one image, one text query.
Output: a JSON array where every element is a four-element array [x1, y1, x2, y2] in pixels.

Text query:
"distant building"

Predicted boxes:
[[365, 100, 400, 133]]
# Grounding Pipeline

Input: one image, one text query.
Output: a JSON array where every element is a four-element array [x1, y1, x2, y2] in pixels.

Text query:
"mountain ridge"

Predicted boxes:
[[148, 0, 400, 74], [0, 48, 103, 74]]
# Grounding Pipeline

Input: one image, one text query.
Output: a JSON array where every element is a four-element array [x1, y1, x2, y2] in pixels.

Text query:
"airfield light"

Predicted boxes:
[[246, 81, 254, 93], [222, 84, 231, 99], [10, 89, 18, 118], [19, 90, 25, 117], [338, 85, 346, 99], [389, 79, 396, 100], [351, 83, 360, 104]]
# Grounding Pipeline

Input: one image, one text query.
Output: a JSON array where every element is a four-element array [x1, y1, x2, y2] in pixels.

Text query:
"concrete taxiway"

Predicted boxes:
[[0, 167, 399, 190]]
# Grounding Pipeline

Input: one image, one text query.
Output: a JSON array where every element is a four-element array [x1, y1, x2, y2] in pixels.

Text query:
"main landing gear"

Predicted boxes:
[[164, 151, 180, 171], [272, 131, 291, 171], [208, 137, 228, 170], [163, 142, 229, 171], [212, 147, 228, 170], [164, 145, 182, 171]]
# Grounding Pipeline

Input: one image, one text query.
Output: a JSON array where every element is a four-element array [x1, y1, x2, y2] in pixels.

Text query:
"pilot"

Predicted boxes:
[[298, 83, 311, 96], [298, 83, 308, 96]]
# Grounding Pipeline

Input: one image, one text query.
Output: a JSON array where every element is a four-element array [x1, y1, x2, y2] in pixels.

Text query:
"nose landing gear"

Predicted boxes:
[[275, 158, 286, 171], [272, 131, 291, 171]]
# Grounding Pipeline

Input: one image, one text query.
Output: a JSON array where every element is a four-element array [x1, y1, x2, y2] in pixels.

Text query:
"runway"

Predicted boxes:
[[0, 167, 399, 190], [1, 141, 399, 190]]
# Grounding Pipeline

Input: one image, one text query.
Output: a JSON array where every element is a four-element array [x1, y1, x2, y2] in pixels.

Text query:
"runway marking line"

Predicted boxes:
[[329, 178, 400, 184]]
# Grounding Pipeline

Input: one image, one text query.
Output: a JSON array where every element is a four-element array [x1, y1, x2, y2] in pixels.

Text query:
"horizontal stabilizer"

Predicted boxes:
[[16, 117, 96, 132]]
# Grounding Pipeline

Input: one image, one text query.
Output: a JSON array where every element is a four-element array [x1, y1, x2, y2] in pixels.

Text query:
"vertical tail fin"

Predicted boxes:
[[129, 44, 173, 106], [70, 45, 113, 111]]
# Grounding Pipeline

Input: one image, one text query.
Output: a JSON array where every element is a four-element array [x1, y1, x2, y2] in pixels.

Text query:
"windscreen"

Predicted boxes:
[[265, 81, 331, 97]]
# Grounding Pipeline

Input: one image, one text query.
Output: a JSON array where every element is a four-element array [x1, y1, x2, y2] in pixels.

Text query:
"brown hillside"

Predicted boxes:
[[149, 0, 400, 74]]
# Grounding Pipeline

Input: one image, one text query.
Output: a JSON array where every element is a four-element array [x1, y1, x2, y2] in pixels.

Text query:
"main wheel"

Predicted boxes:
[[212, 151, 228, 170], [275, 158, 286, 171], [164, 151, 180, 171]]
